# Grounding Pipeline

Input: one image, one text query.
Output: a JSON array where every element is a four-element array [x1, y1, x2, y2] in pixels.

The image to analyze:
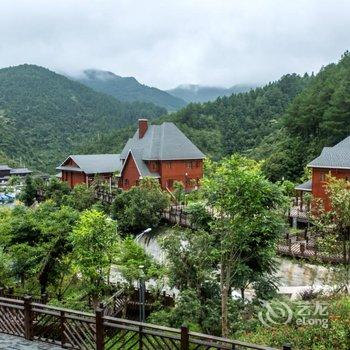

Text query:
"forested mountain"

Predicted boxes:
[[82, 73, 311, 165], [260, 51, 350, 180], [0, 64, 166, 172], [95, 50, 350, 183], [159, 74, 311, 160], [167, 84, 255, 103], [74, 69, 186, 111], [3, 53, 349, 180]]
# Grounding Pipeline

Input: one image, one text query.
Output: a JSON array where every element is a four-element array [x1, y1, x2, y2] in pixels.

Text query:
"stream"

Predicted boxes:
[[135, 229, 337, 299]]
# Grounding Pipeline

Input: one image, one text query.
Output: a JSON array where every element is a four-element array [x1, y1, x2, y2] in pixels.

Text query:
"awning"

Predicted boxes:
[[295, 179, 312, 192]]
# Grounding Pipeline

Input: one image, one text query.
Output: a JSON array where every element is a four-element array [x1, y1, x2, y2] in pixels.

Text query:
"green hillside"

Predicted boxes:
[[74, 69, 186, 111], [167, 84, 255, 103], [0, 64, 166, 172]]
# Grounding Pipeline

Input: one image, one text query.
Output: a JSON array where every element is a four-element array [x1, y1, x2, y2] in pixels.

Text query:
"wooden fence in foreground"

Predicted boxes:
[[0, 296, 292, 350]]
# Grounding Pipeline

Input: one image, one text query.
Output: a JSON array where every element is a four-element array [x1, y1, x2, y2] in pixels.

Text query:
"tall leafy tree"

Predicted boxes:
[[202, 155, 286, 336], [70, 209, 119, 306]]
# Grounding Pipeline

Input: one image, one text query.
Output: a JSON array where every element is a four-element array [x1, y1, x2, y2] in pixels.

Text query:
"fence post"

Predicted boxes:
[[23, 295, 33, 340], [41, 293, 48, 304], [60, 310, 66, 348], [300, 243, 305, 256], [283, 343, 292, 350], [139, 324, 143, 350], [95, 307, 105, 350], [180, 324, 189, 350]]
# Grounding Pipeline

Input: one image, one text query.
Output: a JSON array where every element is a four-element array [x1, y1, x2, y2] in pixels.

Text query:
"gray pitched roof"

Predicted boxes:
[[295, 179, 312, 192], [308, 136, 350, 169], [120, 122, 205, 161], [10, 168, 32, 175], [57, 154, 122, 174], [0, 165, 11, 171]]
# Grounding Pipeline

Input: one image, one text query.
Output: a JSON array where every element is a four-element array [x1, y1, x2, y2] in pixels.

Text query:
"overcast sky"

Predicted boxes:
[[0, 0, 349, 89]]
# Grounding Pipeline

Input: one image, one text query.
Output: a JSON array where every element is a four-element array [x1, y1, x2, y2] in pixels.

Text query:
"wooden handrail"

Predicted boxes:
[[0, 294, 286, 350]]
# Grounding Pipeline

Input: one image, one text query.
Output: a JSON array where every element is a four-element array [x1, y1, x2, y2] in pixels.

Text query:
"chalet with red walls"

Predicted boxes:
[[119, 119, 205, 190], [57, 119, 205, 190], [57, 154, 122, 188], [294, 136, 350, 218]]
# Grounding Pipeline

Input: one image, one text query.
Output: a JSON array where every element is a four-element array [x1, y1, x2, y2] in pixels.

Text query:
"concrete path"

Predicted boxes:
[[0, 333, 62, 350]]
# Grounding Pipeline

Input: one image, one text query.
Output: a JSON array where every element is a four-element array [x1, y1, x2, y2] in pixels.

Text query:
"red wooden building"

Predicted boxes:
[[295, 136, 350, 212], [57, 154, 122, 188], [119, 119, 205, 190], [57, 119, 205, 190]]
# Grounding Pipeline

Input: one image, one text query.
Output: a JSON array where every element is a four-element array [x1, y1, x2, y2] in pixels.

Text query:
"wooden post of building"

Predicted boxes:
[[23, 295, 33, 340], [300, 243, 305, 256], [288, 238, 292, 253], [95, 307, 104, 350], [180, 325, 189, 350]]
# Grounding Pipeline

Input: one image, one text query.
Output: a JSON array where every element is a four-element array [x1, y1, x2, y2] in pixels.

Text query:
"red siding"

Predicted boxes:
[[61, 169, 113, 189], [119, 154, 141, 190], [159, 159, 203, 190], [62, 170, 87, 188], [312, 168, 350, 211], [119, 156, 204, 191]]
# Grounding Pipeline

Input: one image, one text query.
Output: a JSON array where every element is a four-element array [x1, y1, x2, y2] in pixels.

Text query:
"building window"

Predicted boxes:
[[124, 179, 129, 186], [152, 162, 158, 170], [320, 173, 326, 181], [196, 161, 200, 168], [187, 161, 193, 169], [167, 161, 172, 169]]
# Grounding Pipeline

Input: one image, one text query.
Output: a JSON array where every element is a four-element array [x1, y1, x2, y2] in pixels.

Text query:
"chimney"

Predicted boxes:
[[138, 119, 148, 139]]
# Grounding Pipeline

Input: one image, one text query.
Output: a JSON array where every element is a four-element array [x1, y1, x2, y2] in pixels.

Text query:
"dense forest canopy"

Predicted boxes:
[[0, 64, 166, 172]]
